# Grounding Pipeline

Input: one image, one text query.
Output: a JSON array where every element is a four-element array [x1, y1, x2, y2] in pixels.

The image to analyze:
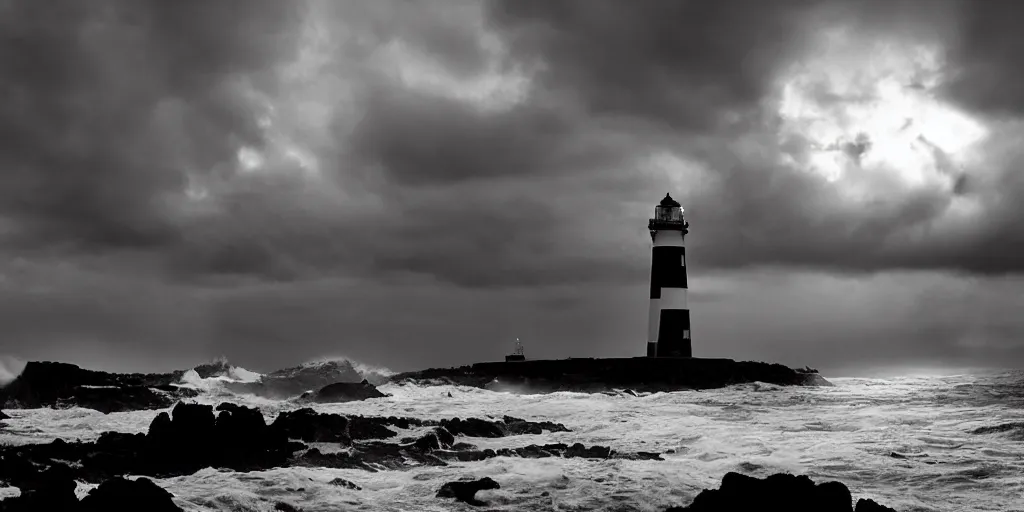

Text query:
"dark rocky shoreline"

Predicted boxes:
[[0, 399, 898, 511], [0, 360, 391, 413], [0, 361, 200, 413], [0, 359, 903, 511], [389, 357, 833, 393]]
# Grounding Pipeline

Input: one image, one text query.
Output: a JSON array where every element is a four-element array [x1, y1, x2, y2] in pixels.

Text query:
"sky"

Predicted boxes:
[[1, 0, 1023, 377]]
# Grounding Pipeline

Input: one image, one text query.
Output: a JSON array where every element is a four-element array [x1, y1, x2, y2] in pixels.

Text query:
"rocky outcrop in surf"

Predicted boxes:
[[271, 408, 571, 445], [436, 477, 500, 507], [0, 401, 624, 487], [664, 472, 896, 512], [299, 379, 389, 403], [390, 357, 833, 393], [0, 362, 198, 413], [0, 470, 183, 512]]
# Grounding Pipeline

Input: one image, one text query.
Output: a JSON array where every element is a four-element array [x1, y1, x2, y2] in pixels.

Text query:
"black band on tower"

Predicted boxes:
[[649, 246, 688, 298], [656, 309, 691, 357]]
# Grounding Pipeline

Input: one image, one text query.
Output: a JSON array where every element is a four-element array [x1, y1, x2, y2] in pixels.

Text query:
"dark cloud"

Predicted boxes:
[[0, 0, 303, 252], [487, 0, 823, 131], [350, 86, 574, 186], [0, 0, 1022, 372], [478, 0, 1024, 277], [940, 0, 1024, 117]]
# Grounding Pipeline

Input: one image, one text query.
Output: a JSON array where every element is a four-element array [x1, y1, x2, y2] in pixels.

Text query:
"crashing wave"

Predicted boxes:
[[295, 356, 394, 385], [174, 357, 393, 400]]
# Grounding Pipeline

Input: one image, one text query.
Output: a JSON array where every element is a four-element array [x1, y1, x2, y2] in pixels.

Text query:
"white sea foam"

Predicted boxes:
[[2, 371, 1022, 511]]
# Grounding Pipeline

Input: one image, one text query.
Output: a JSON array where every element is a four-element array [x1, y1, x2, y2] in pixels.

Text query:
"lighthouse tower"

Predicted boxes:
[[647, 193, 692, 358]]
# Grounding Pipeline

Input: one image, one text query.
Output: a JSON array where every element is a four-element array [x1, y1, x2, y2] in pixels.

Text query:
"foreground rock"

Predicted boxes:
[[0, 402, 626, 484], [0, 473, 182, 512], [437, 477, 500, 507], [665, 472, 896, 512], [300, 379, 389, 403], [0, 402, 304, 484], [0, 362, 198, 413], [390, 357, 832, 393], [0, 410, 8, 420]]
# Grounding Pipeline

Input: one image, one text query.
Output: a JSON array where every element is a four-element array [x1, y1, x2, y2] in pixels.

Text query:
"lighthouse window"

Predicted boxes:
[[683, 330, 690, 339], [681, 253, 685, 266]]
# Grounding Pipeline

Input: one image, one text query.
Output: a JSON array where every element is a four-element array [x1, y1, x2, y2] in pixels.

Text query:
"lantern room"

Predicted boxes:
[[648, 193, 689, 241]]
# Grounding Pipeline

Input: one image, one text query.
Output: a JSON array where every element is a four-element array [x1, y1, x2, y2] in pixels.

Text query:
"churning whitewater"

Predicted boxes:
[[1, 359, 1021, 512]]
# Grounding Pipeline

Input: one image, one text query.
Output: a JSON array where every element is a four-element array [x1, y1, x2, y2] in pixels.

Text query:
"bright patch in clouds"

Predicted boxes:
[[775, 27, 988, 195], [378, 38, 531, 113], [237, 147, 265, 172]]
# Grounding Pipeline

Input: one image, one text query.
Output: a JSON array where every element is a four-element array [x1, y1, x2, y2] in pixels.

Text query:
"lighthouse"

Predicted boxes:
[[647, 193, 692, 358]]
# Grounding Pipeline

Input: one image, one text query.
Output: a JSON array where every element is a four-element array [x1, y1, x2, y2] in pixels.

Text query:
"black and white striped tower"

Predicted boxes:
[[647, 193, 692, 358]]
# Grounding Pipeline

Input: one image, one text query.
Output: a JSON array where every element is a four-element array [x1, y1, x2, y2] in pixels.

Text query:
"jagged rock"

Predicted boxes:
[[665, 472, 896, 512], [304, 380, 388, 403], [0, 469, 182, 512], [438, 416, 570, 438], [0, 410, 9, 420], [271, 408, 351, 444], [0, 361, 197, 413], [440, 417, 504, 438], [299, 439, 449, 472], [412, 432, 441, 452], [434, 442, 658, 463], [436, 477, 500, 507], [433, 426, 455, 448], [328, 477, 361, 490], [0, 463, 79, 512], [79, 477, 182, 512], [502, 415, 572, 435], [271, 409, 425, 443], [855, 498, 897, 512], [348, 415, 406, 439], [274, 502, 301, 512]]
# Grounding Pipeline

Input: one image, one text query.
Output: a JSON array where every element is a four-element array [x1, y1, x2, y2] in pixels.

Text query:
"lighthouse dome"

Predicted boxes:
[[659, 193, 680, 208]]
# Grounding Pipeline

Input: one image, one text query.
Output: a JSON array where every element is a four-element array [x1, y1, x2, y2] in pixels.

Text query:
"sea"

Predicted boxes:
[[1, 361, 1022, 512]]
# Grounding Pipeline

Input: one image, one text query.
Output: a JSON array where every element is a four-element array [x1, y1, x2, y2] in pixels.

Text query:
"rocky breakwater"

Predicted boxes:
[[0, 361, 199, 413], [390, 357, 832, 393]]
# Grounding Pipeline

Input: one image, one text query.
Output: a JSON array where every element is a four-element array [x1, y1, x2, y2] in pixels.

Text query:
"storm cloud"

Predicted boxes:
[[0, 0, 1022, 372]]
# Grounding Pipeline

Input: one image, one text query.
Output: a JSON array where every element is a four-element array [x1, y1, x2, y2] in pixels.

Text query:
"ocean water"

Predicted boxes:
[[1, 366, 1022, 512]]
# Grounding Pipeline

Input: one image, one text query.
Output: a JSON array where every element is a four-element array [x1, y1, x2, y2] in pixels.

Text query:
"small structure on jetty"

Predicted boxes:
[[505, 338, 526, 362]]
